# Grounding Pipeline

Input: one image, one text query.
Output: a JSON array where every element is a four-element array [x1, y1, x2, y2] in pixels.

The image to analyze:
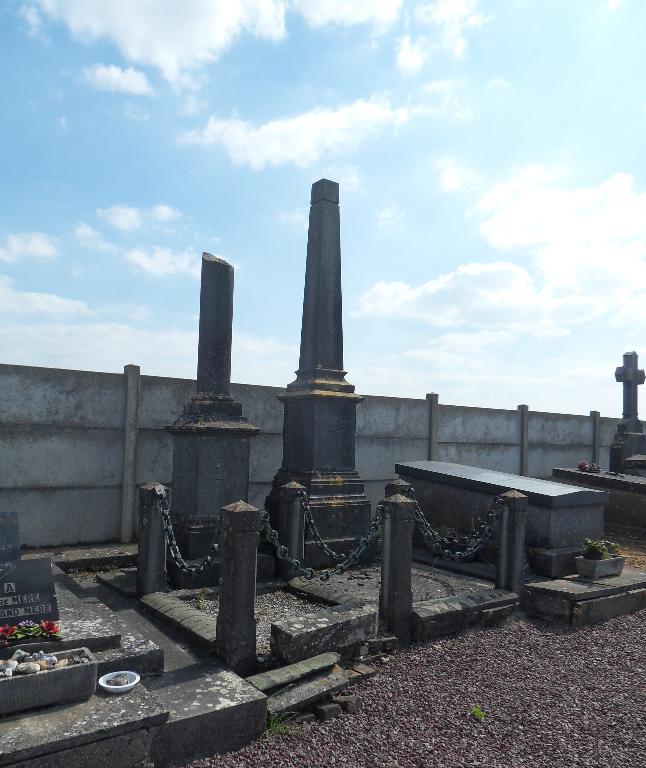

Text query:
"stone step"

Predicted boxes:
[[22, 543, 138, 573], [411, 589, 518, 642], [246, 652, 341, 693], [266, 665, 349, 717], [97, 568, 137, 597], [140, 592, 217, 649], [146, 661, 266, 767], [94, 633, 164, 678], [0, 684, 168, 768]]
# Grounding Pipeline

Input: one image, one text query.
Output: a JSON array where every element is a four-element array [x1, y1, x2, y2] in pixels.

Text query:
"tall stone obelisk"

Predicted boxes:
[[267, 179, 371, 568], [168, 253, 259, 584]]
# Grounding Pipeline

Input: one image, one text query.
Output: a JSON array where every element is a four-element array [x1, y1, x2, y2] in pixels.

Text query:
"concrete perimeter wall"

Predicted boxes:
[[0, 363, 618, 548]]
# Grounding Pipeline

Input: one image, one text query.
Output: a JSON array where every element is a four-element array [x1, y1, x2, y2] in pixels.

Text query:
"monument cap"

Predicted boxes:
[[202, 252, 232, 267], [311, 178, 339, 205]]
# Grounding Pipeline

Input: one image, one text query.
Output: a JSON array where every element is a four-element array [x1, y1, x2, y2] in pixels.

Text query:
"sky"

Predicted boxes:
[[2, 0, 646, 417]]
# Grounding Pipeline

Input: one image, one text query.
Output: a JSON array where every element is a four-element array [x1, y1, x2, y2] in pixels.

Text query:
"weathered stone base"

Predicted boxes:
[[527, 545, 584, 578], [524, 568, 646, 626], [265, 665, 349, 716], [411, 590, 518, 642], [270, 604, 378, 663]]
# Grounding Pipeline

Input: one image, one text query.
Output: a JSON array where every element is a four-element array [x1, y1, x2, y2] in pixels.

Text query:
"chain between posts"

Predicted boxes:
[[155, 484, 219, 578], [259, 500, 385, 582], [410, 488, 504, 562], [300, 490, 346, 563]]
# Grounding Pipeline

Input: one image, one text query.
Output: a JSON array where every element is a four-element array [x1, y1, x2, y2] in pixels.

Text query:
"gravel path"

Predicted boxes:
[[184, 610, 646, 768]]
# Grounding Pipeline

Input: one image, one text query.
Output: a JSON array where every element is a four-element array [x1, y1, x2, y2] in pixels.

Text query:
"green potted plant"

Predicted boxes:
[[575, 538, 625, 580]]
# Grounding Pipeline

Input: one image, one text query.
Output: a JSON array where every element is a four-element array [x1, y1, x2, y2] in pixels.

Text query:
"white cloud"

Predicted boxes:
[[376, 205, 406, 236], [74, 221, 116, 251], [290, 0, 403, 30], [608, 0, 621, 9], [0, 232, 58, 262], [34, 0, 287, 86], [97, 205, 142, 231], [150, 204, 181, 223], [0, 275, 90, 316], [83, 63, 153, 95], [396, 34, 428, 75], [419, 79, 472, 120], [125, 246, 201, 278], [181, 97, 411, 169], [19, 5, 43, 36], [414, 0, 493, 58], [436, 156, 479, 191], [279, 208, 309, 231], [486, 77, 511, 90]]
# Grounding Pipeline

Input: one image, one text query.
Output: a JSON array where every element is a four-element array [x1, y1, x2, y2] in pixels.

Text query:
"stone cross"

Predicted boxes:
[[615, 351, 645, 432]]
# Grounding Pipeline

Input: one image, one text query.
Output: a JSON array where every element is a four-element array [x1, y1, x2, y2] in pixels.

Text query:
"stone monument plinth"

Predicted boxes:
[[267, 179, 371, 568], [168, 254, 259, 585]]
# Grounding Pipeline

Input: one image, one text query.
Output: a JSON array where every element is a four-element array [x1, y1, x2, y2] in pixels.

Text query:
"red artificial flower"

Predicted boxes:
[[0, 624, 17, 638], [39, 620, 60, 635]]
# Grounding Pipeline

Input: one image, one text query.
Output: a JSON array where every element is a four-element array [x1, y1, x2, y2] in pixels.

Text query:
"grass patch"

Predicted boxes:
[[264, 712, 296, 738]]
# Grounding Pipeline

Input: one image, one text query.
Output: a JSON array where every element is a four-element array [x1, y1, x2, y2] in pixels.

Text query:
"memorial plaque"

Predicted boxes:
[[0, 509, 20, 562], [0, 559, 58, 624]]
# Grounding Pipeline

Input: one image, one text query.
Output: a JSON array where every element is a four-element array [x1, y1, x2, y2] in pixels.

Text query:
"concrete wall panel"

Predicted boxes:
[[135, 429, 173, 486], [434, 442, 519, 474], [439, 405, 519, 444], [356, 437, 427, 481], [528, 411, 592, 446], [356, 395, 428, 439]]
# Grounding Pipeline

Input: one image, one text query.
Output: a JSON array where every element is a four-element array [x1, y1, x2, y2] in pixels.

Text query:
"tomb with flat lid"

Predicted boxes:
[[395, 461, 607, 578]]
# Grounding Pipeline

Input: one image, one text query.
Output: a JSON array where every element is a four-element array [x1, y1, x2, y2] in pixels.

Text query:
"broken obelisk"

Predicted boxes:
[[267, 179, 371, 568], [167, 253, 259, 584]]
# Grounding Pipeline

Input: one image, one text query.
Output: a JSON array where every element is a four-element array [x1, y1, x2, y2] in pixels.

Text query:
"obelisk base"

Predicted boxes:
[[610, 423, 646, 473]]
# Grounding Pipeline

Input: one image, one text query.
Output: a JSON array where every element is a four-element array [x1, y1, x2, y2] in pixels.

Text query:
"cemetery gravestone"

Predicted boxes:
[[610, 351, 646, 472], [0, 559, 59, 623]]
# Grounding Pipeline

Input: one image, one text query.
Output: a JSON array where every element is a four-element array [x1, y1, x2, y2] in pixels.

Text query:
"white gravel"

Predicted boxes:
[[184, 610, 646, 768]]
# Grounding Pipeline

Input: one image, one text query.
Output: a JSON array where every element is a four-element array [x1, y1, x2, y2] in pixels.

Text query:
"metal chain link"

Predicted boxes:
[[259, 500, 385, 581], [411, 489, 503, 562], [155, 484, 219, 578], [300, 490, 346, 563]]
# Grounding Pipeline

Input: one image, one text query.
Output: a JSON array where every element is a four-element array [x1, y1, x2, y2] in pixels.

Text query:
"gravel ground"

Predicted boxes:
[[610, 533, 646, 570], [184, 610, 646, 768], [187, 590, 326, 655]]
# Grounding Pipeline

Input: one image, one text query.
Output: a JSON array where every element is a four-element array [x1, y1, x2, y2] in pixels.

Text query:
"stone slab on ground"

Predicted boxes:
[[0, 684, 168, 768], [95, 631, 164, 677], [97, 568, 137, 597], [140, 592, 217, 649], [22, 543, 138, 572], [147, 661, 266, 767], [289, 564, 494, 607], [411, 589, 519, 642], [267, 666, 349, 716], [524, 567, 646, 625], [270, 604, 378, 664], [246, 652, 340, 693]]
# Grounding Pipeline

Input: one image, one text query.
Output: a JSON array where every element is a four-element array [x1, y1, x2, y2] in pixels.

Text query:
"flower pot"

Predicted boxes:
[[0, 647, 97, 716], [575, 555, 625, 581]]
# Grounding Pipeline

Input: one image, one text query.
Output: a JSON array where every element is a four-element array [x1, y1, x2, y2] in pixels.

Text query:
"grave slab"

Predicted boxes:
[[270, 604, 377, 663], [266, 665, 349, 716], [0, 684, 168, 768], [22, 543, 138, 572], [140, 592, 217, 649], [397, 461, 607, 577], [524, 567, 646, 625], [147, 661, 266, 767]]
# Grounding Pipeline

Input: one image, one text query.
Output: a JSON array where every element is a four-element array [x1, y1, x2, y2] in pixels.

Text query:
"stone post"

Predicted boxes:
[[276, 482, 306, 579], [136, 483, 167, 598], [120, 363, 141, 543], [385, 478, 415, 500], [379, 493, 415, 647], [496, 490, 527, 597], [590, 410, 600, 465], [215, 501, 260, 675], [426, 393, 439, 461], [518, 404, 529, 476]]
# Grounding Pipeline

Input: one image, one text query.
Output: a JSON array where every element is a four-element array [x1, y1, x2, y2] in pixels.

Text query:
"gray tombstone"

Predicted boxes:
[[610, 351, 646, 472], [0, 509, 20, 563], [266, 179, 371, 568]]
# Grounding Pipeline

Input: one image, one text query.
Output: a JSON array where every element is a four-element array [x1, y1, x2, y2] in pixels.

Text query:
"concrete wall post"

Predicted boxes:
[[136, 482, 167, 598], [496, 490, 528, 597], [518, 404, 529, 477], [426, 392, 439, 461], [590, 410, 601, 464], [276, 481, 306, 579], [120, 364, 141, 543], [215, 501, 260, 675], [379, 493, 415, 646]]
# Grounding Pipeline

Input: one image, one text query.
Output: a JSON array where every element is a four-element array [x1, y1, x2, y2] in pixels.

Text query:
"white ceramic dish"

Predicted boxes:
[[98, 670, 140, 694]]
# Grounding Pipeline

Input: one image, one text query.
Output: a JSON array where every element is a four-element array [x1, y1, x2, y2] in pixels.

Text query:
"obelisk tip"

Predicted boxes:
[[311, 178, 339, 205], [202, 252, 232, 268]]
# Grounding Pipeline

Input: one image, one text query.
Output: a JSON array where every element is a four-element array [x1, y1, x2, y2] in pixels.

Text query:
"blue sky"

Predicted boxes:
[[2, 0, 645, 416]]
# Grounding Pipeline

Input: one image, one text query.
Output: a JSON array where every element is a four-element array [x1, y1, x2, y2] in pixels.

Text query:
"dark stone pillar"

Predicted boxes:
[[496, 490, 527, 597], [276, 482, 306, 579], [215, 501, 260, 675], [167, 254, 259, 580], [267, 180, 371, 568], [136, 482, 167, 598], [379, 493, 415, 646]]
